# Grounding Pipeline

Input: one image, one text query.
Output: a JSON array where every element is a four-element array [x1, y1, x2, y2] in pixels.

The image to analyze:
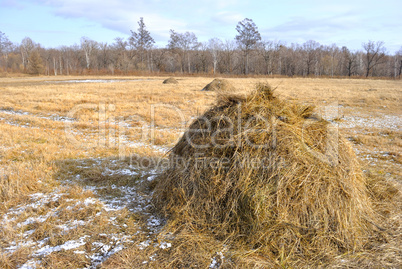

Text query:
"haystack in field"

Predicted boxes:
[[152, 83, 396, 266], [201, 78, 235, 91], [163, 77, 178, 84]]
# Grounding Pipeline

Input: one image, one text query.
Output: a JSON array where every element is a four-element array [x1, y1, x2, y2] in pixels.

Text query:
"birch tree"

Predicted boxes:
[[208, 38, 222, 74], [20, 37, 35, 70], [80, 37, 97, 69]]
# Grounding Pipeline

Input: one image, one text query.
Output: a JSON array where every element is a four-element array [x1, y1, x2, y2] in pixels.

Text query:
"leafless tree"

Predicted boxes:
[[302, 40, 320, 76], [362, 40, 386, 77], [257, 41, 275, 75], [20, 37, 35, 70], [167, 30, 199, 73], [0, 31, 12, 71], [112, 37, 131, 73], [208, 38, 222, 75], [80, 37, 98, 69], [219, 40, 236, 74], [394, 47, 402, 78], [1, 24, 399, 78], [341, 47, 358, 77], [27, 50, 44, 75]]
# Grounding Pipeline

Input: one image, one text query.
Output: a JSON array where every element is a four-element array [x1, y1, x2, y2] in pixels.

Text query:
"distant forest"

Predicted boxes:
[[1, 18, 401, 78]]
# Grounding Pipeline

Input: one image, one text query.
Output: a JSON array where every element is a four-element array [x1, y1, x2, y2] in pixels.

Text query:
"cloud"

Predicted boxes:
[[212, 11, 243, 25], [261, 13, 372, 44], [7, 0, 401, 51], [0, 0, 25, 9], [29, 0, 245, 43], [31, 0, 191, 40]]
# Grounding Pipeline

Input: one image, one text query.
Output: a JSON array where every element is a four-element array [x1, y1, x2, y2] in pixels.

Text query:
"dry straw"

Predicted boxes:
[[152, 83, 399, 267], [163, 77, 179, 84], [201, 78, 235, 92]]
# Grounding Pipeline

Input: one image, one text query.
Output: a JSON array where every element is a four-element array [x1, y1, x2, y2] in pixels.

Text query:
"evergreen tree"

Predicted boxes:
[[235, 18, 261, 74], [129, 17, 155, 69]]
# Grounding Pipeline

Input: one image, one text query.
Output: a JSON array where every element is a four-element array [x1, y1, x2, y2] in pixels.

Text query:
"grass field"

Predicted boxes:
[[0, 76, 401, 268]]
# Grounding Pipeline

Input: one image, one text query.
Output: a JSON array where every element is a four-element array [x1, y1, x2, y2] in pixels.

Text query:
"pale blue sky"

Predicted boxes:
[[0, 0, 401, 53]]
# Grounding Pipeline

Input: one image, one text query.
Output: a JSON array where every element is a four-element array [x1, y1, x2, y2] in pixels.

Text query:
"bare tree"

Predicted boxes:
[[20, 37, 35, 70], [129, 17, 155, 71], [257, 40, 274, 75], [208, 38, 222, 75], [80, 37, 98, 69], [112, 37, 131, 73], [362, 40, 386, 77], [98, 42, 110, 70], [27, 50, 44, 75], [341, 46, 357, 77], [167, 30, 199, 73], [194, 42, 210, 73], [327, 44, 340, 77], [394, 47, 402, 78], [302, 40, 320, 76], [151, 48, 167, 72], [0, 31, 12, 71], [235, 18, 261, 74], [219, 40, 236, 74]]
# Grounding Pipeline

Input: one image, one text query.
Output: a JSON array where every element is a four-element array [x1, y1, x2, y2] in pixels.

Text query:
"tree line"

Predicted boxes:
[[0, 18, 401, 78]]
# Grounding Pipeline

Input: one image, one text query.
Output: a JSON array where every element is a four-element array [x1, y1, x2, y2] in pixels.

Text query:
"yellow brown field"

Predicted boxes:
[[0, 76, 401, 268]]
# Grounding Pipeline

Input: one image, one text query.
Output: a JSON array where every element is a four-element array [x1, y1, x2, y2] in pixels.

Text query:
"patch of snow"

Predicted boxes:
[[147, 216, 161, 227], [340, 113, 401, 131], [0, 108, 76, 123], [138, 240, 150, 250], [18, 259, 41, 269], [34, 235, 89, 256], [159, 242, 172, 249], [209, 251, 225, 269], [83, 197, 98, 206], [48, 79, 152, 84]]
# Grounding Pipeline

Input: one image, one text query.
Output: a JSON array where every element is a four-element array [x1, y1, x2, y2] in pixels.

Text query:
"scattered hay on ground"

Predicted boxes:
[[152, 83, 400, 267], [201, 78, 235, 92], [162, 77, 178, 84]]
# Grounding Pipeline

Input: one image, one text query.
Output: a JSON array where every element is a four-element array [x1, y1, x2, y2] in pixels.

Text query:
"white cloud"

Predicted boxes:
[[32, 0, 190, 39], [7, 0, 401, 52], [212, 11, 243, 25]]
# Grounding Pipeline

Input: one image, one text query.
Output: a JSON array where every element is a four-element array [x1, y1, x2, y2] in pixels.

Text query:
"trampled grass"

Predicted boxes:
[[0, 76, 401, 268]]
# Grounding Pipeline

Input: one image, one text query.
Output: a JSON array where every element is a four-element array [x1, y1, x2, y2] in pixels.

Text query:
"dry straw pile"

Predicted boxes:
[[152, 83, 398, 267], [163, 77, 179, 84], [201, 78, 235, 92]]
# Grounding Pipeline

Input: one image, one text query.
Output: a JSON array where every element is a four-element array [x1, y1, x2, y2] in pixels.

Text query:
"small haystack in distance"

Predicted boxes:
[[163, 77, 178, 84], [201, 78, 235, 91], [152, 83, 397, 267]]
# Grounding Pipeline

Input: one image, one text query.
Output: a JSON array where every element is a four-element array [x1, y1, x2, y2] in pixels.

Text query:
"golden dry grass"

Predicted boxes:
[[0, 75, 401, 268]]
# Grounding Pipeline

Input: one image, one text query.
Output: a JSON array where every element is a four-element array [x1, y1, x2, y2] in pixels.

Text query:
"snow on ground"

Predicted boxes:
[[0, 108, 75, 130], [46, 79, 154, 84], [340, 113, 401, 131], [0, 161, 165, 268], [1, 103, 399, 268]]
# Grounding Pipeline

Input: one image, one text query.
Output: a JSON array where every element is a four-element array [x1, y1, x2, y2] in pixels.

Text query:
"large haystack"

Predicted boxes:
[[153, 84, 395, 266], [163, 77, 178, 84], [202, 78, 235, 91]]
